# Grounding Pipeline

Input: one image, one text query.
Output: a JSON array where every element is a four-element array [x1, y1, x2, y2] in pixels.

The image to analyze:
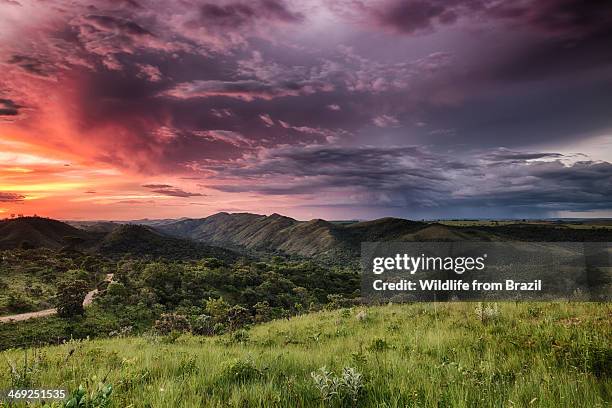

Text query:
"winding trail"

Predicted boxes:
[[0, 273, 114, 324]]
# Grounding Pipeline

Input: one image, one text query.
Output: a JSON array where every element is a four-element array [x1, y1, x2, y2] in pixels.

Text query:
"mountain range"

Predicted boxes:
[[2, 213, 611, 262], [155, 212, 612, 262], [0, 216, 236, 261]]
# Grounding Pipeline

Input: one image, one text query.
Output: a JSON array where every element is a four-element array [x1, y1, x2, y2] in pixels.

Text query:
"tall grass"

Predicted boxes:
[[1, 302, 610, 407]]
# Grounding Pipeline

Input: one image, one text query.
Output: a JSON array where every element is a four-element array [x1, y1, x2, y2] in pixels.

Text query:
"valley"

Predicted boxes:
[[0, 213, 610, 407]]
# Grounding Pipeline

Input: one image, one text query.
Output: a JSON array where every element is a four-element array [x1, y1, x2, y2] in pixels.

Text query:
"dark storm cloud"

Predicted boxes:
[[209, 146, 458, 201], [369, 0, 466, 34], [487, 0, 612, 37], [355, 0, 612, 38], [198, 0, 303, 28], [480, 1, 612, 81], [3, 0, 611, 218], [0, 192, 25, 202], [0, 99, 20, 116], [206, 145, 612, 213]]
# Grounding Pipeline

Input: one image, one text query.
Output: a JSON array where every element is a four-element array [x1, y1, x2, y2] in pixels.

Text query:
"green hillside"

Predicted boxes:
[[158, 213, 612, 262], [1, 302, 609, 407], [95, 224, 238, 261], [0, 217, 96, 250], [0, 218, 237, 261]]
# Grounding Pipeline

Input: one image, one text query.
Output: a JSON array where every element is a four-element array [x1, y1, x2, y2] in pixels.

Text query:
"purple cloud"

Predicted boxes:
[[199, 0, 303, 28]]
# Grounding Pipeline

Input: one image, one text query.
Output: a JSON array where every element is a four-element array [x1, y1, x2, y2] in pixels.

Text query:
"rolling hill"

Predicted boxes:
[[96, 224, 237, 260], [0, 217, 237, 261], [157, 212, 612, 261], [3, 214, 611, 262], [156, 213, 478, 260], [0, 216, 97, 250]]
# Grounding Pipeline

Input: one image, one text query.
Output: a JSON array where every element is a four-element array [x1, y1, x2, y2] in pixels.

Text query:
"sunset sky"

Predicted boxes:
[[1, 0, 611, 220]]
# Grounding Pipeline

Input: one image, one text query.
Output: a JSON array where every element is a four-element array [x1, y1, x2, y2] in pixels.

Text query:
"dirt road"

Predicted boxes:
[[0, 273, 114, 324]]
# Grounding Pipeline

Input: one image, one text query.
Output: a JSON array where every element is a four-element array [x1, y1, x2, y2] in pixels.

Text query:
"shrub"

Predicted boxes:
[[205, 297, 230, 323], [6, 351, 41, 388], [367, 338, 390, 353], [55, 279, 89, 318], [213, 322, 226, 335], [230, 329, 250, 344], [227, 305, 251, 330], [253, 301, 273, 323], [325, 294, 352, 310], [64, 383, 112, 408], [220, 357, 260, 383], [191, 314, 214, 335], [153, 313, 191, 335], [475, 302, 500, 323], [310, 366, 364, 403], [7, 292, 34, 313]]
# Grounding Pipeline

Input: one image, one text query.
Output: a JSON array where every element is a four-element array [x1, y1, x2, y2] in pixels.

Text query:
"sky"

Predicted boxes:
[[0, 0, 611, 221]]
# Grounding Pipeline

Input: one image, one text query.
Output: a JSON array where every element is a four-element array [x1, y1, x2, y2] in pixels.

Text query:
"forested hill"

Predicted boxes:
[[157, 212, 612, 261]]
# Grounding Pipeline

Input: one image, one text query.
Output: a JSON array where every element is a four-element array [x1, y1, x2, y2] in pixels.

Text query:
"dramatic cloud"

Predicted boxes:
[[368, 0, 464, 34], [0, 0, 610, 219], [198, 0, 303, 28], [205, 145, 612, 216], [341, 0, 612, 38]]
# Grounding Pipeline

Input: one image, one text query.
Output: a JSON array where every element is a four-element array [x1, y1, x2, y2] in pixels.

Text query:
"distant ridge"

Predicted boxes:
[[157, 212, 612, 261], [3, 214, 610, 262], [0, 217, 95, 250], [96, 224, 237, 260], [0, 217, 236, 260], [158, 213, 426, 260]]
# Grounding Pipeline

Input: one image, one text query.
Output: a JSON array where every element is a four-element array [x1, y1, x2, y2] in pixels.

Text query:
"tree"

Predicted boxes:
[[205, 297, 230, 323], [154, 313, 191, 335], [253, 301, 273, 323], [227, 305, 251, 330], [191, 314, 214, 335], [55, 279, 89, 318]]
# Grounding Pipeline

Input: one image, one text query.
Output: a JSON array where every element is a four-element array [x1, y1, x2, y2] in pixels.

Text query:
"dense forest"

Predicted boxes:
[[0, 250, 359, 350]]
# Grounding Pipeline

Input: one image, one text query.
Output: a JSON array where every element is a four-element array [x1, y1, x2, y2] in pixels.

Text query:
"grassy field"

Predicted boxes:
[[1, 302, 610, 407]]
